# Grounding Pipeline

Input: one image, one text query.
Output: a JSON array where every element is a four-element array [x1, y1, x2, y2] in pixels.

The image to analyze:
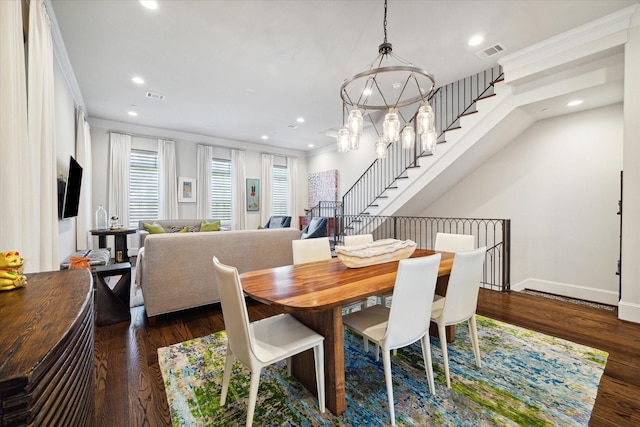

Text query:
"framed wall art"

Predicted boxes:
[[308, 169, 339, 207], [178, 177, 196, 203], [246, 178, 260, 211]]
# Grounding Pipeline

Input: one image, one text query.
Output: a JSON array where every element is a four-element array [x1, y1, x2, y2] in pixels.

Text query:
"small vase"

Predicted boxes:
[[95, 205, 108, 230]]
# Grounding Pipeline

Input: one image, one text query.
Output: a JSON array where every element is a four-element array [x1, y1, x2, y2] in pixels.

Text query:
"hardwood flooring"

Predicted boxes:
[[94, 288, 640, 426]]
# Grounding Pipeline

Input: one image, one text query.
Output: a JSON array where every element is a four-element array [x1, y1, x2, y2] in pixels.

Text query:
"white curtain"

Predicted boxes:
[[260, 154, 274, 225], [0, 0, 29, 257], [196, 144, 214, 218], [231, 149, 246, 230], [108, 133, 131, 228], [27, 0, 58, 272], [75, 109, 92, 249], [158, 139, 179, 219], [287, 157, 298, 220]]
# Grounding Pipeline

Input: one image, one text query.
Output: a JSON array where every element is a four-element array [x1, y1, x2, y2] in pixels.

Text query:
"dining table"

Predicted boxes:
[[239, 248, 455, 416]]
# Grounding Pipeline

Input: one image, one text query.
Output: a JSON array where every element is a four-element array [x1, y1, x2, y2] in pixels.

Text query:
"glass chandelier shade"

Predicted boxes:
[[421, 129, 437, 154], [401, 124, 415, 149], [337, 127, 350, 152], [348, 109, 364, 136], [383, 109, 400, 143], [417, 103, 435, 135]]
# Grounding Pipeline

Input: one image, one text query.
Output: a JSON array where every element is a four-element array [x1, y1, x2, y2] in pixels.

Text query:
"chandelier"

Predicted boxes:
[[337, 0, 438, 158]]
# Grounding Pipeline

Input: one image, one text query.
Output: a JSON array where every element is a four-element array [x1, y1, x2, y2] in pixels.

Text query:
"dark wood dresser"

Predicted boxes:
[[0, 269, 94, 426]]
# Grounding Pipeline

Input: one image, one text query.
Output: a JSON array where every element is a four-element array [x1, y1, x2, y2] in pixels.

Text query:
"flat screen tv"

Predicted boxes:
[[59, 155, 83, 219]]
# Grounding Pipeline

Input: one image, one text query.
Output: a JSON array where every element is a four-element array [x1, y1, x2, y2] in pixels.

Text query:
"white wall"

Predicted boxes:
[[306, 130, 378, 200], [54, 60, 79, 263], [88, 118, 308, 252], [420, 104, 623, 304]]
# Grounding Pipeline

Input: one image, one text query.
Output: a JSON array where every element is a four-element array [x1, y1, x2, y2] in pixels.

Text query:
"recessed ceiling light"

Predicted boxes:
[[297, 117, 305, 123], [308, 144, 314, 148], [128, 110, 138, 117], [468, 35, 484, 47], [363, 88, 372, 96], [140, 1, 158, 10], [567, 100, 583, 107], [132, 76, 145, 85], [261, 135, 269, 140]]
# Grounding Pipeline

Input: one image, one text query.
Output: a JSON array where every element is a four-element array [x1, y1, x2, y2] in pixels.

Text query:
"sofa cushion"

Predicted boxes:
[[169, 225, 194, 233], [143, 221, 165, 234], [200, 219, 221, 232]]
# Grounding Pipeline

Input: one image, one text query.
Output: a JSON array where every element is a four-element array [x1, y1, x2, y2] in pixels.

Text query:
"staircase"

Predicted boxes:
[[367, 78, 536, 217], [341, 66, 529, 223]]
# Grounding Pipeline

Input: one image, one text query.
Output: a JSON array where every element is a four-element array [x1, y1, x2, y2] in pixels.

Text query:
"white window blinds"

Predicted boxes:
[[272, 164, 288, 215], [211, 158, 232, 220], [129, 149, 158, 227]]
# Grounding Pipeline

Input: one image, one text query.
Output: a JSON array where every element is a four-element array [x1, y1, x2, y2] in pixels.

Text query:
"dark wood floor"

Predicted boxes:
[[94, 288, 640, 426]]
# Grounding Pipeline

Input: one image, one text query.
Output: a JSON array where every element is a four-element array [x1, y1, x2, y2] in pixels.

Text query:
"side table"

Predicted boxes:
[[95, 262, 131, 326], [90, 227, 137, 262]]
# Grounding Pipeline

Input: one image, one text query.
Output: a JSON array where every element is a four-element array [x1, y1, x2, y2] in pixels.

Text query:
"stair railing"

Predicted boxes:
[[341, 66, 504, 220], [337, 213, 511, 292]]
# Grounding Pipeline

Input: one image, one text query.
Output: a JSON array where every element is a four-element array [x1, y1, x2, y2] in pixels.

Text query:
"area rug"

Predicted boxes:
[[158, 316, 608, 426]]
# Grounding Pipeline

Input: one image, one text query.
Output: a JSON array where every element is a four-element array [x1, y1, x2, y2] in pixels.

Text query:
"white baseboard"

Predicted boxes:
[[512, 278, 619, 306], [618, 301, 640, 324]]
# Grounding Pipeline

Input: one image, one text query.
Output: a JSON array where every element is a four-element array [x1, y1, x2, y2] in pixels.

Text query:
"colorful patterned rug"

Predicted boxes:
[[158, 316, 607, 426]]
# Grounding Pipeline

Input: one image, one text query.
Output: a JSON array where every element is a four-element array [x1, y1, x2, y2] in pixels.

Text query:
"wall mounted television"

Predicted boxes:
[[58, 155, 83, 219]]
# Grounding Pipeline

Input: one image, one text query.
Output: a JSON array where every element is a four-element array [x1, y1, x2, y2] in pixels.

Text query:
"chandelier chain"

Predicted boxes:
[[383, 0, 388, 45]]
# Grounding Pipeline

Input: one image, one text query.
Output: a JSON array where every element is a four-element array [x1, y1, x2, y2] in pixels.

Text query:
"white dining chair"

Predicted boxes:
[[343, 254, 441, 427], [434, 232, 475, 253], [213, 257, 326, 427], [292, 237, 332, 264], [432, 233, 476, 307], [430, 247, 486, 388], [343, 234, 374, 246], [342, 233, 377, 348]]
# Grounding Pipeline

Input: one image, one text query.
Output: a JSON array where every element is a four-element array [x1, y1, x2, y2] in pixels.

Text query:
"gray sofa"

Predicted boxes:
[[137, 227, 300, 323]]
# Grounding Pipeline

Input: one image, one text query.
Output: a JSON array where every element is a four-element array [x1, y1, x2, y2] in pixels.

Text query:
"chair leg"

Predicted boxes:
[[373, 344, 395, 360], [420, 335, 436, 395], [381, 349, 397, 427], [220, 351, 234, 406], [313, 343, 326, 413], [469, 315, 482, 368], [438, 323, 451, 388], [246, 368, 262, 427]]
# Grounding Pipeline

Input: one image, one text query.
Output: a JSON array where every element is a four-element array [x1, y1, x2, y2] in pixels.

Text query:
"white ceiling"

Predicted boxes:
[[50, 0, 636, 152]]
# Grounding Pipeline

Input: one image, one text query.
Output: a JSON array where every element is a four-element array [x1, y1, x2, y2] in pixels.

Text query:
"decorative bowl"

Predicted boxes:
[[335, 239, 417, 268]]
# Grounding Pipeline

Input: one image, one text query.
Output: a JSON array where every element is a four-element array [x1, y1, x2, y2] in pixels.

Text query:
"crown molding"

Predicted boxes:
[[44, 0, 86, 113], [499, 4, 639, 86]]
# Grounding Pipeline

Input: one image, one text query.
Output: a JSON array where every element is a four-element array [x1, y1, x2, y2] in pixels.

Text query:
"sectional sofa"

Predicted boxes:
[[137, 227, 301, 324]]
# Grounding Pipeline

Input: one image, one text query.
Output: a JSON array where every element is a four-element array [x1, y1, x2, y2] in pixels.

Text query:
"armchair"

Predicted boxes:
[[300, 217, 328, 239], [263, 215, 292, 229]]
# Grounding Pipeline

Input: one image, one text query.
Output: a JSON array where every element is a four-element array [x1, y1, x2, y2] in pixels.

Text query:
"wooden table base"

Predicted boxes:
[[291, 307, 346, 416]]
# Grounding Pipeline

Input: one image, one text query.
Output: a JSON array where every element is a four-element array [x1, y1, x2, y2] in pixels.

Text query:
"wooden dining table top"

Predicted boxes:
[[240, 248, 454, 312]]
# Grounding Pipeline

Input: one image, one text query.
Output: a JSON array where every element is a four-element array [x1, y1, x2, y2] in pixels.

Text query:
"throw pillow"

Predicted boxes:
[[200, 219, 220, 232], [178, 226, 189, 233], [143, 222, 165, 234]]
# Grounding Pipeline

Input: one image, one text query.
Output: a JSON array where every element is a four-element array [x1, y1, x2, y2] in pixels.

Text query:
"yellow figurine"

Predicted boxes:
[[0, 251, 27, 291]]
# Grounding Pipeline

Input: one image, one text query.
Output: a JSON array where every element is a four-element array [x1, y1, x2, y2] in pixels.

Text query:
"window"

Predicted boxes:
[[211, 158, 232, 220], [129, 149, 158, 227], [272, 164, 288, 215]]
